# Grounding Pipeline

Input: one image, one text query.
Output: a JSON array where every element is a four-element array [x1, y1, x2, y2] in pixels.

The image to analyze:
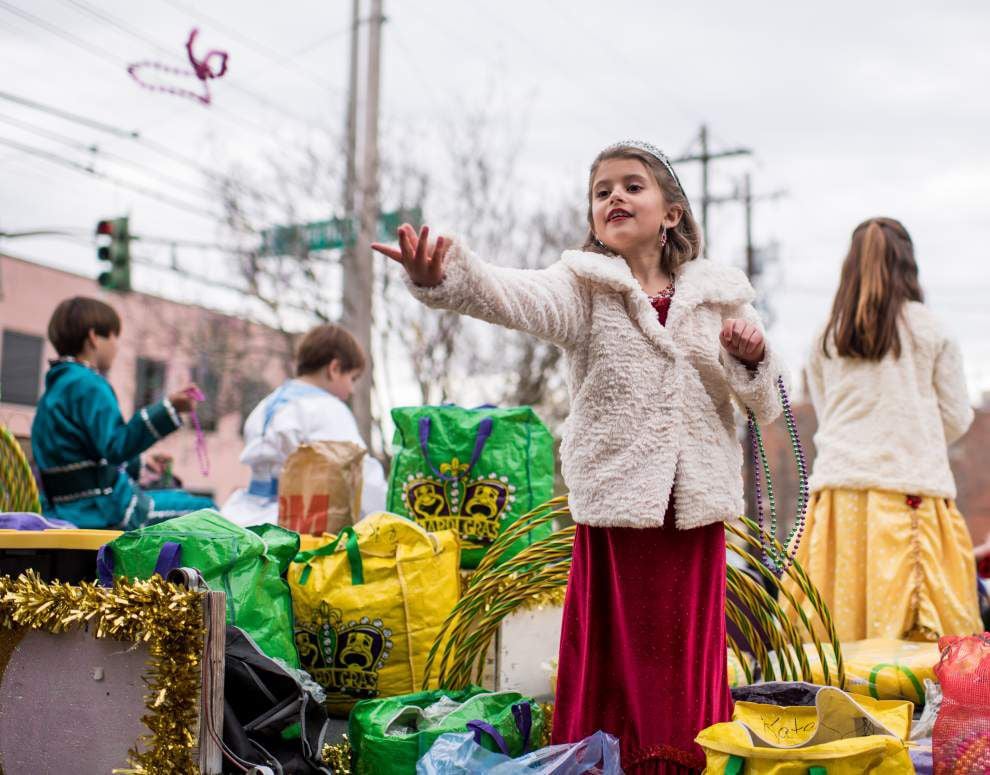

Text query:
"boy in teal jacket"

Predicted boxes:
[[31, 297, 214, 529]]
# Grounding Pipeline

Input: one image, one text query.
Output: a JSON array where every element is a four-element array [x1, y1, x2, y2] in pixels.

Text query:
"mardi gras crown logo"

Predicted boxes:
[[295, 601, 393, 699], [401, 461, 517, 546]]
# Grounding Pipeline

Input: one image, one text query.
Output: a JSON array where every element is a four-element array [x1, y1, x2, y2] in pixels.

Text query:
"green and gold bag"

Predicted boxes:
[[386, 405, 554, 568]]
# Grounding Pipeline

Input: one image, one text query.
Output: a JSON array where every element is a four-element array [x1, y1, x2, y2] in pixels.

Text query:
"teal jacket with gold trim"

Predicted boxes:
[[31, 360, 182, 528]]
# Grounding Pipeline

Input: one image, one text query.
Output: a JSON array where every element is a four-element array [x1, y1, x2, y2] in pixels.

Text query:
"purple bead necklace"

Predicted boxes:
[[747, 375, 808, 576]]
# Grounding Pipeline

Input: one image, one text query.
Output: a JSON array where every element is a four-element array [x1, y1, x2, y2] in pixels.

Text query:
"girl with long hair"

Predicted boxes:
[[785, 217, 979, 641]]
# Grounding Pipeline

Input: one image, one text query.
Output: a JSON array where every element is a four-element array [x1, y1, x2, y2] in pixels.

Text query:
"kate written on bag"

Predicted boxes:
[[386, 405, 555, 568], [697, 686, 914, 774]]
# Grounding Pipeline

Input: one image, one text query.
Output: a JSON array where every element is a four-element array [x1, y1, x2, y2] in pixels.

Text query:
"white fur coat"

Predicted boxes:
[[807, 301, 973, 499], [405, 241, 787, 530]]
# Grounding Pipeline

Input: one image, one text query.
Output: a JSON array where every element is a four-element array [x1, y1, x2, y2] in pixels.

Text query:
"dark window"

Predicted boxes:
[[0, 330, 43, 406], [192, 358, 221, 432], [134, 357, 166, 409]]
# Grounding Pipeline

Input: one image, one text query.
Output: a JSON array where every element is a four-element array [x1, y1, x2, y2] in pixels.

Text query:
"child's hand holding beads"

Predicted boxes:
[[720, 319, 765, 368], [372, 223, 450, 288], [168, 383, 201, 413]]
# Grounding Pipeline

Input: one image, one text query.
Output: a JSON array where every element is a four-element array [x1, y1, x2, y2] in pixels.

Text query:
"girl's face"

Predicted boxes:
[[591, 157, 678, 257]]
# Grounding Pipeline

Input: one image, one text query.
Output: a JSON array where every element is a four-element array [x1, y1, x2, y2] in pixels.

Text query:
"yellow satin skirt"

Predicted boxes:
[[782, 488, 982, 642]]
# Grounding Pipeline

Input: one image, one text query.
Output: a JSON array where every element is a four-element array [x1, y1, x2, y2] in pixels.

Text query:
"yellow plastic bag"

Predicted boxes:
[[790, 638, 938, 705], [697, 686, 915, 774], [733, 691, 913, 745], [289, 512, 460, 716]]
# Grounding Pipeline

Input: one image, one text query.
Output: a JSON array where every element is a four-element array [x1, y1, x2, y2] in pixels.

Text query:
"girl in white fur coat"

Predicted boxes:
[[374, 142, 786, 773], [783, 217, 980, 642]]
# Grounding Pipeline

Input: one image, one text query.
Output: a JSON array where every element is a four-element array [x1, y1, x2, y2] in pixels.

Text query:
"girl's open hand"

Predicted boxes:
[[720, 319, 765, 368], [372, 223, 450, 288]]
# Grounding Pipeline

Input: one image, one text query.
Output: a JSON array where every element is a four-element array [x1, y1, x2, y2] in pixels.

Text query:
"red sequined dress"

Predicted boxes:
[[551, 288, 733, 774]]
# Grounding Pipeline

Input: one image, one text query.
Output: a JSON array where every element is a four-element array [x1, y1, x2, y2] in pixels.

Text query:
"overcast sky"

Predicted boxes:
[[1, 0, 988, 398]]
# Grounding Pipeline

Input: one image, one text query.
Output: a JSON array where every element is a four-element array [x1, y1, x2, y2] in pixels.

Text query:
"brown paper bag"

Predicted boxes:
[[278, 440, 365, 535]]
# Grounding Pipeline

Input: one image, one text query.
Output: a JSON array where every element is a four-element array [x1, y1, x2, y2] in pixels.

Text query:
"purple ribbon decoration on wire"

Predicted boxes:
[[186, 385, 210, 476], [127, 28, 229, 105]]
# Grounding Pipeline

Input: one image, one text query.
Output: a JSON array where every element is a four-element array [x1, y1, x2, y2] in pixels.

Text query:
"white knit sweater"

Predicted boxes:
[[405, 240, 787, 530], [806, 301, 974, 499]]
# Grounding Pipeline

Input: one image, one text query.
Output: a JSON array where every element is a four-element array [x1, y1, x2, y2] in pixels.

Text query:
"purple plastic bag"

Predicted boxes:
[[0, 513, 75, 530], [910, 738, 933, 774], [417, 730, 622, 775]]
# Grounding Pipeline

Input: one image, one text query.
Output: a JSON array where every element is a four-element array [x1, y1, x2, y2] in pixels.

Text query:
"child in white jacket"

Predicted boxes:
[[374, 141, 786, 773], [221, 324, 387, 526], [785, 217, 979, 642]]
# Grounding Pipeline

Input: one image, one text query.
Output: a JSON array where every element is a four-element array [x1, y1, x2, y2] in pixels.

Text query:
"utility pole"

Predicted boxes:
[[743, 172, 754, 280], [700, 125, 709, 255], [672, 124, 750, 258], [739, 173, 786, 290], [713, 171, 785, 530], [342, 0, 360, 220], [348, 0, 383, 444], [339, 0, 360, 348]]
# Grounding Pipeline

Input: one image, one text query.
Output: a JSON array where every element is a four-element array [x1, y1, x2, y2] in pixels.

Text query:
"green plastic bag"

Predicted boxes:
[[97, 509, 300, 668], [387, 405, 555, 568], [349, 686, 544, 775]]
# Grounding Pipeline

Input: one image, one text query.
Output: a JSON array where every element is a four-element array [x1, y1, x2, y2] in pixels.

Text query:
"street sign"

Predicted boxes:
[[259, 208, 421, 256]]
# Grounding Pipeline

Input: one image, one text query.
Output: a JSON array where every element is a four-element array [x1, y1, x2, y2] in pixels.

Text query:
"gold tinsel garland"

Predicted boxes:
[[322, 734, 353, 774], [0, 570, 205, 775]]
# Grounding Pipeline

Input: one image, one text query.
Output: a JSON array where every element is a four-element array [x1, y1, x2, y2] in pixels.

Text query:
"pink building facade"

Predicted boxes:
[[0, 253, 292, 506]]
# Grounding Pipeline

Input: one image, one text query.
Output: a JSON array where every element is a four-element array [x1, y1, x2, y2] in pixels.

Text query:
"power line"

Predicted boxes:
[[0, 90, 280, 210], [57, 0, 177, 60], [0, 225, 263, 257], [0, 0, 119, 67], [0, 89, 217, 179], [0, 89, 137, 139], [1, 0, 319, 147], [672, 124, 752, 257], [158, 0, 349, 94], [57, 0, 331, 132], [0, 112, 217, 205], [132, 254, 250, 294], [0, 228, 87, 239], [0, 136, 221, 221]]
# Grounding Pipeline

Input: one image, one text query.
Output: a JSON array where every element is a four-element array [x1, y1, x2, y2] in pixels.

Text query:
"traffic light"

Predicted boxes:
[[96, 216, 131, 291]]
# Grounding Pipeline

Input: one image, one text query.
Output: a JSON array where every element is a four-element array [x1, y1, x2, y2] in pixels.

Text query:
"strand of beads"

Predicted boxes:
[[747, 376, 809, 576], [186, 386, 210, 476], [748, 413, 777, 571], [778, 375, 809, 565]]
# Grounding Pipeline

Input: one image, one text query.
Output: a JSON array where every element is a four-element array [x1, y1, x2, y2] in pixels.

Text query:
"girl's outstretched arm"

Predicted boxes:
[[373, 224, 589, 349]]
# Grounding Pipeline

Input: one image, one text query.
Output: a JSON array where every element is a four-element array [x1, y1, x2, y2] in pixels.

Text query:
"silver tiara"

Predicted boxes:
[[599, 140, 689, 203]]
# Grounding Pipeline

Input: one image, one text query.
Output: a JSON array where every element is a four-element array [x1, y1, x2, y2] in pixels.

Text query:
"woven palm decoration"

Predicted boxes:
[[0, 426, 42, 513], [424, 496, 844, 692]]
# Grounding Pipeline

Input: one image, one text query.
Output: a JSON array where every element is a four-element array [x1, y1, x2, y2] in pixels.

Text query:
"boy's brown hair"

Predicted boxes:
[[295, 324, 366, 376], [47, 296, 122, 357], [823, 217, 923, 361]]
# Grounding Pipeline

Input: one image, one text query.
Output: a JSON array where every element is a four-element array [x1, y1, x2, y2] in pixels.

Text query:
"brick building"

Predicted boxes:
[[0, 253, 293, 505]]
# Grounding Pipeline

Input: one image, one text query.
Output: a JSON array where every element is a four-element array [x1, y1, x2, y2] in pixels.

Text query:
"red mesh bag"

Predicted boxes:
[[934, 634, 990, 774]]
